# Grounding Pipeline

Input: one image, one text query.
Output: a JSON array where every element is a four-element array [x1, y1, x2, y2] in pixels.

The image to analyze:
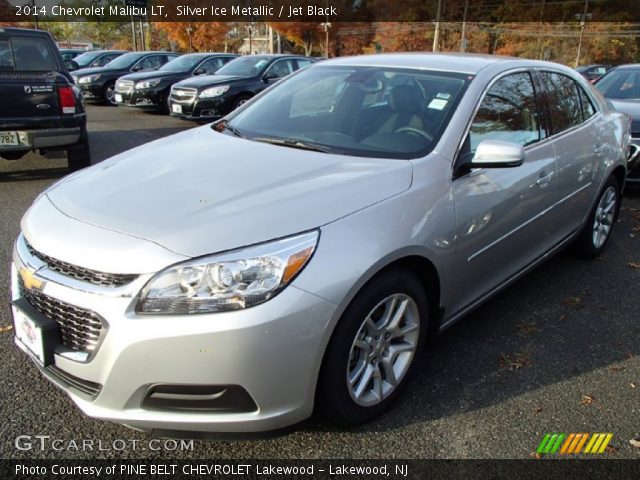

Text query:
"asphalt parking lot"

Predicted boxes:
[[0, 105, 638, 459]]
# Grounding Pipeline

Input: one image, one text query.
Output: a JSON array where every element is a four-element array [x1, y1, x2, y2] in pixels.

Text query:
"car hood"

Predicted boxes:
[[74, 66, 128, 77], [118, 71, 185, 82], [44, 126, 413, 259], [174, 74, 247, 89], [608, 99, 640, 119]]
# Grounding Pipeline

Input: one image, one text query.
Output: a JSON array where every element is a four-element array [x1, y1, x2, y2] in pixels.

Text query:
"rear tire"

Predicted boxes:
[[67, 136, 91, 172], [573, 176, 620, 258], [317, 269, 428, 425]]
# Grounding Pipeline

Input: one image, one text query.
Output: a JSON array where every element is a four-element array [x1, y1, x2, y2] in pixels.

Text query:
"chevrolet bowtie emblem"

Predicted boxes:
[[19, 267, 43, 291]]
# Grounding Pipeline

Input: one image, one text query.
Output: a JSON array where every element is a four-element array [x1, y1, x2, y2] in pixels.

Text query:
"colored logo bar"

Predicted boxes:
[[537, 433, 612, 454]]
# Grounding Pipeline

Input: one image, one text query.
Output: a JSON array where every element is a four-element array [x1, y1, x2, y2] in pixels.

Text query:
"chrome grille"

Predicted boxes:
[[19, 279, 105, 353], [171, 87, 197, 102], [115, 79, 134, 93], [25, 241, 137, 288]]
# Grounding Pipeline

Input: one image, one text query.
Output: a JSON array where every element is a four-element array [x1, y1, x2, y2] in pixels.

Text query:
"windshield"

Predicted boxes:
[[0, 35, 57, 71], [224, 65, 469, 159], [159, 55, 202, 72], [73, 50, 103, 67], [215, 56, 271, 77], [596, 68, 640, 100], [103, 53, 144, 69]]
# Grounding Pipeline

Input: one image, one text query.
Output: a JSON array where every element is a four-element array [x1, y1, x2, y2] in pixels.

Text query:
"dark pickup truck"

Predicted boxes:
[[0, 27, 90, 171]]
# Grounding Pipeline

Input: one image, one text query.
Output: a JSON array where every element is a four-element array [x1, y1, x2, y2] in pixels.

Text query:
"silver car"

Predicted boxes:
[[10, 54, 630, 434]]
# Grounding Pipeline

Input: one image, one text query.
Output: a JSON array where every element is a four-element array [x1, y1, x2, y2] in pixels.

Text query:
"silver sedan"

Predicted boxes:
[[10, 54, 630, 434]]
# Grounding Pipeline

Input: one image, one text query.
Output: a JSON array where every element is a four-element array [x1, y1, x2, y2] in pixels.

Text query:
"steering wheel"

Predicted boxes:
[[394, 127, 433, 142]]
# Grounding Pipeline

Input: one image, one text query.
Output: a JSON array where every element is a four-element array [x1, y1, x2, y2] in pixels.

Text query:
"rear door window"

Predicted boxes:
[[540, 72, 583, 133], [0, 36, 57, 71]]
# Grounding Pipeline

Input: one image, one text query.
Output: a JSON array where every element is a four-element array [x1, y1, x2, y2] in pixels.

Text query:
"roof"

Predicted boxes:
[[320, 52, 527, 75]]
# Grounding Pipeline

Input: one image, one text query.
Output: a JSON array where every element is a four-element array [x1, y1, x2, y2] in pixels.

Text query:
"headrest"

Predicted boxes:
[[389, 84, 422, 114]]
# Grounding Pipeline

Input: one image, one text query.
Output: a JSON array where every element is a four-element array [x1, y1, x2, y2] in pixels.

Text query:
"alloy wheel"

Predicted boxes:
[[592, 185, 617, 249], [346, 293, 420, 407]]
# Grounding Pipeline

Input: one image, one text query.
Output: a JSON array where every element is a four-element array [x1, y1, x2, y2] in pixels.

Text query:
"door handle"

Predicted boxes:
[[536, 171, 554, 187]]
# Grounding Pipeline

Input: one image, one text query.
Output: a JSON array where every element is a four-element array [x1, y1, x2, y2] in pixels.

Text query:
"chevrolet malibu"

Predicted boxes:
[[11, 54, 630, 434]]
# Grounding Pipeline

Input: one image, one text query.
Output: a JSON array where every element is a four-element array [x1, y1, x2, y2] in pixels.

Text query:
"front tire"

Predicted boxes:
[[103, 83, 116, 106], [318, 269, 428, 425], [573, 176, 620, 258]]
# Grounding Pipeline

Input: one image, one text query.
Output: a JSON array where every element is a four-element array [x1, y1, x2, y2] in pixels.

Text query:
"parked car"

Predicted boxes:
[[169, 54, 316, 120], [576, 64, 612, 83], [594, 64, 640, 184], [67, 49, 127, 72], [72, 51, 179, 105], [114, 53, 237, 113], [58, 48, 85, 62], [11, 54, 629, 434], [0, 27, 90, 170]]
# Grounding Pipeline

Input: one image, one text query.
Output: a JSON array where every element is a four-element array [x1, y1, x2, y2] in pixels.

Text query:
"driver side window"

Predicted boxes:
[[135, 55, 162, 71], [468, 72, 540, 153]]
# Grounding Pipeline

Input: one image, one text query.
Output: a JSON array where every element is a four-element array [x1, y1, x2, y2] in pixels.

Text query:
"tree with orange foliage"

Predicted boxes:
[[154, 22, 230, 52], [0, 0, 17, 27], [269, 22, 323, 56]]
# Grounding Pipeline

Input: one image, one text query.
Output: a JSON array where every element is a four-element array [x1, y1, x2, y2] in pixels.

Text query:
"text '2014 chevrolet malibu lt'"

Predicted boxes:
[[11, 54, 630, 435]]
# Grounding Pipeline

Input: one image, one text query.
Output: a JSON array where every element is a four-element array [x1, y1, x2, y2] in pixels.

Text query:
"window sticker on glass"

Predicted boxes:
[[436, 92, 451, 100], [428, 98, 448, 110]]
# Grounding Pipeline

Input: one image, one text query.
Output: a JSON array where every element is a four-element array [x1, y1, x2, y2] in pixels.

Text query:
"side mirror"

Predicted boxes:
[[193, 68, 205, 76], [65, 59, 79, 71], [262, 71, 278, 82], [471, 140, 524, 168], [131, 65, 142, 72]]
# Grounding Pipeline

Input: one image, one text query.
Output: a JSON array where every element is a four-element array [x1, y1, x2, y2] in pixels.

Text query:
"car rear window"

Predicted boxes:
[[0, 36, 57, 72]]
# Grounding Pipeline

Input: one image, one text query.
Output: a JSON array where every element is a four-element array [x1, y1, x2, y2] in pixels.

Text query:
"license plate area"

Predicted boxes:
[[114, 93, 123, 103], [12, 300, 59, 366], [0, 131, 19, 147], [171, 103, 182, 114]]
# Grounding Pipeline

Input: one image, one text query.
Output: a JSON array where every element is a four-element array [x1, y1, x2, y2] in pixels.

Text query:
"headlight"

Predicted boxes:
[[137, 231, 318, 314], [136, 79, 161, 89], [78, 74, 100, 84], [199, 85, 230, 98]]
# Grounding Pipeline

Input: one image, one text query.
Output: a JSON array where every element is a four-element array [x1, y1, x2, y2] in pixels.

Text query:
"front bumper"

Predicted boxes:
[[11, 235, 337, 433], [627, 140, 640, 184], [78, 83, 103, 101], [115, 87, 163, 109], [169, 96, 231, 121], [0, 127, 81, 152]]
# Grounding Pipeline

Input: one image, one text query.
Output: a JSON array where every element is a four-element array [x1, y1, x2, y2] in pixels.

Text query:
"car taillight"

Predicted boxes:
[[58, 86, 76, 114]]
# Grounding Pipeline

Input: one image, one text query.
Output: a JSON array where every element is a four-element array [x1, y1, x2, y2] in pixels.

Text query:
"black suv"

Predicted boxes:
[[169, 55, 316, 121], [115, 53, 236, 113], [73, 51, 179, 105], [0, 27, 90, 171]]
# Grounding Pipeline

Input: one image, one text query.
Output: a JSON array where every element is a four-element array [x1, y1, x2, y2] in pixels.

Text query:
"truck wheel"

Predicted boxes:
[[67, 136, 91, 171]]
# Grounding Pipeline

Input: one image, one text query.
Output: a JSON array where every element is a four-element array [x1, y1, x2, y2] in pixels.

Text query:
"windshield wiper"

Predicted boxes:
[[252, 137, 331, 153], [213, 120, 245, 138]]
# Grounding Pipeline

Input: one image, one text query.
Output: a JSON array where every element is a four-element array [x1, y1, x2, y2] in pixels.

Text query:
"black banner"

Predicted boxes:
[[2, 0, 639, 23], [2, 459, 640, 480]]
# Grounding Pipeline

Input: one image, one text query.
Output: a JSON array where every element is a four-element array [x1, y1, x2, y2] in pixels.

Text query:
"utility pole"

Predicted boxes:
[[575, 0, 590, 68], [433, 0, 443, 52], [131, 17, 138, 51], [460, 0, 469, 52], [186, 25, 193, 53]]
